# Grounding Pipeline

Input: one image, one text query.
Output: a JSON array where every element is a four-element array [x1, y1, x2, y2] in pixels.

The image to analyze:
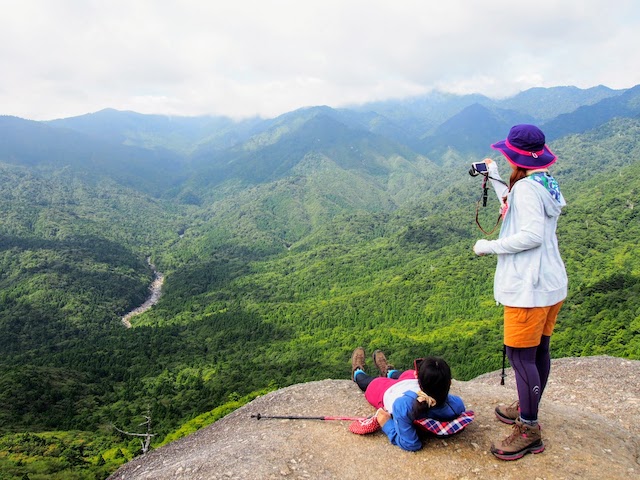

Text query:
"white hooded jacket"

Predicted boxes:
[[474, 174, 568, 307]]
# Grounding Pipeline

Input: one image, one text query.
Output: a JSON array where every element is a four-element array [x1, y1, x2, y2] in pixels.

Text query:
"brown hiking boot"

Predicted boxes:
[[490, 418, 544, 461], [351, 347, 366, 381], [372, 350, 393, 377], [495, 400, 520, 425]]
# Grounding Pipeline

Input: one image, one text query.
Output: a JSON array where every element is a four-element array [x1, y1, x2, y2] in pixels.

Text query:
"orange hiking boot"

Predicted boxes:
[[491, 418, 544, 461]]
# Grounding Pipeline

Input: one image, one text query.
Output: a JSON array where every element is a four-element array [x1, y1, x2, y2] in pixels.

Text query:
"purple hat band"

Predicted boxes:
[[491, 125, 557, 169]]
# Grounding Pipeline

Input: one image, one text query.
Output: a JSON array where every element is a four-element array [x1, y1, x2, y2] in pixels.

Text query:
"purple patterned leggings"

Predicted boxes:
[[506, 335, 551, 422]]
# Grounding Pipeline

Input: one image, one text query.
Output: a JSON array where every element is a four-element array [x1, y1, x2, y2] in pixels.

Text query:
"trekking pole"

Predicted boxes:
[[500, 344, 507, 385], [251, 413, 366, 421]]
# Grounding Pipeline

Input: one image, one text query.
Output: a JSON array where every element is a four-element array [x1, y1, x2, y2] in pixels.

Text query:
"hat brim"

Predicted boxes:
[[491, 140, 557, 169]]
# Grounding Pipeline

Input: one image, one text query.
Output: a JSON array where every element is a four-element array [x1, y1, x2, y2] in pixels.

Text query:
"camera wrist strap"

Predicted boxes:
[[475, 203, 502, 235], [475, 176, 502, 235]]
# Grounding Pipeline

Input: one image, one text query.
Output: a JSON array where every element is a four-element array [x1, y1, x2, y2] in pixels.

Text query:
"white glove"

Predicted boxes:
[[473, 239, 494, 256]]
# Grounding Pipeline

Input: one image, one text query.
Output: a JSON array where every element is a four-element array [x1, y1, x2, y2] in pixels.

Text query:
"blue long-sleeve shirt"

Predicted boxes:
[[380, 392, 465, 451]]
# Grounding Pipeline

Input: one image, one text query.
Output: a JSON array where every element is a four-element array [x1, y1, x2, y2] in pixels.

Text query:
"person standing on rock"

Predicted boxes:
[[350, 347, 465, 451], [473, 124, 568, 461]]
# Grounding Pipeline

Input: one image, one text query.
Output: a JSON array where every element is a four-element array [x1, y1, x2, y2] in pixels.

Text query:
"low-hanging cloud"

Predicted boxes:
[[1, 0, 639, 120]]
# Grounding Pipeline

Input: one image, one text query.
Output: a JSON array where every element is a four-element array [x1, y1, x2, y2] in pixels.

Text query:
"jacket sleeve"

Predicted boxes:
[[427, 394, 465, 420], [486, 160, 509, 202], [380, 394, 422, 452], [475, 182, 545, 255]]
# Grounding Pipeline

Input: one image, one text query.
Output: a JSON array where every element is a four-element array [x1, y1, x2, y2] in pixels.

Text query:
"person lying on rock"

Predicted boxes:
[[351, 347, 465, 451]]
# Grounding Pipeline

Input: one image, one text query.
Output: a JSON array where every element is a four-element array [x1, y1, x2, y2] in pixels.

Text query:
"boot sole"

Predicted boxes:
[[491, 441, 545, 461], [495, 411, 517, 425]]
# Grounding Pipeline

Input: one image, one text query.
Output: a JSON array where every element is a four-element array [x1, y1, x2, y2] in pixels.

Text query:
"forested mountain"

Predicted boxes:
[[349, 85, 623, 139], [0, 85, 639, 479], [419, 103, 536, 157], [0, 116, 186, 195], [542, 84, 640, 140], [47, 109, 265, 155], [496, 85, 622, 121]]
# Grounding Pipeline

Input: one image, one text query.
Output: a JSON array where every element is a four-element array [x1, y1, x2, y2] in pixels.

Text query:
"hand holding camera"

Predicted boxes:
[[469, 158, 498, 177], [470, 158, 508, 234]]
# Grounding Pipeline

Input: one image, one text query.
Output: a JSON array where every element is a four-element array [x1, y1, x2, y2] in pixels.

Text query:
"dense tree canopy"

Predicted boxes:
[[0, 109, 639, 479]]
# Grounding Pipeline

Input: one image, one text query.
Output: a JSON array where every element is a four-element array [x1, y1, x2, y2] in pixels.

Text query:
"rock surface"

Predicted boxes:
[[109, 356, 639, 479]]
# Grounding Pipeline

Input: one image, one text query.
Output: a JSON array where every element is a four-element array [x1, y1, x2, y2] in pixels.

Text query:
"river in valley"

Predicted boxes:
[[121, 258, 164, 328]]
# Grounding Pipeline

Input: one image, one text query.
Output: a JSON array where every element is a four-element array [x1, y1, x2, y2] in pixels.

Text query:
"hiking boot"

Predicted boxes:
[[490, 418, 544, 461], [372, 350, 393, 377], [351, 347, 366, 381], [495, 400, 520, 425]]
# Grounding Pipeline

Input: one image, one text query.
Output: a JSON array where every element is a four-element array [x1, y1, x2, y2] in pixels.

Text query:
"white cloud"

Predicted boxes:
[[1, 0, 639, 120]]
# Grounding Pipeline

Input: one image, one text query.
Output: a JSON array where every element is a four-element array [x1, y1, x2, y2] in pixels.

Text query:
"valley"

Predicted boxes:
[[0, 85, 639, 479]]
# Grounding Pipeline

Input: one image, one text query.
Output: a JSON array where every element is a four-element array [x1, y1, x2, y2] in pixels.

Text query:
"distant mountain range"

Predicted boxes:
[[1, 84, 634, 195], [1, 85, 637, 258], [1, 84, 638, 244]]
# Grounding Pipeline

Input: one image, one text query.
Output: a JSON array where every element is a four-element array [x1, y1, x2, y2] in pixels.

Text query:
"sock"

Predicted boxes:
[[519, 416, 538, 427], [386, 369, 398, 378], [353, 369, 365, 381]]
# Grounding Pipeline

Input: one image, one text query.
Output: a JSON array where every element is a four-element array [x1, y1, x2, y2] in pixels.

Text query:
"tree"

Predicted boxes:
[[112, 410, 155, 455]]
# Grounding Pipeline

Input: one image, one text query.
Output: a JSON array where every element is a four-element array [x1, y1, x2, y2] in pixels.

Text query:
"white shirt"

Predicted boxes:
[[382, 379, 420, 411]]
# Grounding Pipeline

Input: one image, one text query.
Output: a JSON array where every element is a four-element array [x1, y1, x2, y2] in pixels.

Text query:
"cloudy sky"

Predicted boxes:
[[2, 0, 640, 121]]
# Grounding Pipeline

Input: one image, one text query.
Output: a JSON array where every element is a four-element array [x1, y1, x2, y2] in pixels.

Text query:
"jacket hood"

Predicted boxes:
[[525, 175, 565, 218]]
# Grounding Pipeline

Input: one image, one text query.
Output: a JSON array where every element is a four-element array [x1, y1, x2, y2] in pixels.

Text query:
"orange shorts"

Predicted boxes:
[[504, 301, 564, 348]]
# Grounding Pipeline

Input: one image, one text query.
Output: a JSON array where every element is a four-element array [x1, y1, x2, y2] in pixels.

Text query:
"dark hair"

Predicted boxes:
[[417, 356, 452, 407]]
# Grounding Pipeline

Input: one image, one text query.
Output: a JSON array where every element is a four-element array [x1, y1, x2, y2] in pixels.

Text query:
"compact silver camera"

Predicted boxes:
[[468, 161, 488, 177]]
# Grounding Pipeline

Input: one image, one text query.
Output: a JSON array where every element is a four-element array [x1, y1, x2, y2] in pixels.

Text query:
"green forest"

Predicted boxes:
[[0, 98, 639, 479]]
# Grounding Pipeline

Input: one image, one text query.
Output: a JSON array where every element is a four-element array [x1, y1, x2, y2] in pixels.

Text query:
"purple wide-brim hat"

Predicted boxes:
[[491, 124, 557, 169]]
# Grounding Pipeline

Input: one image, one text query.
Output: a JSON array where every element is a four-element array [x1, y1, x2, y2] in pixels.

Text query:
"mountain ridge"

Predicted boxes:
[[29, 84, 630, 159], [0, 115, 185, 195]]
